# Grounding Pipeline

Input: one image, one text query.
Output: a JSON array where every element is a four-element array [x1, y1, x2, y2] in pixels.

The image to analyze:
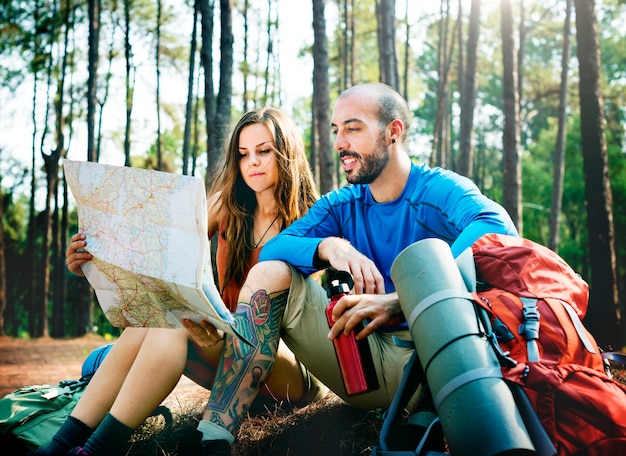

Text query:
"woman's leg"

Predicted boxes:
[[31, 328, 150, 455], [185, 328, 327, 405], [77, 328, 190, 455], [71, 327, 150, 427], [107, 327, 189, 428]]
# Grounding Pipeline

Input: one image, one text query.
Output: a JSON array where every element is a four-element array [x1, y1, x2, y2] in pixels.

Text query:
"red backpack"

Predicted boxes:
[[471, 234, 626, 456]]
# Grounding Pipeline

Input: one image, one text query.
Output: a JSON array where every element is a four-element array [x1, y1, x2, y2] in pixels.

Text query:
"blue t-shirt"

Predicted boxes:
[[260, 162, 517, 292]]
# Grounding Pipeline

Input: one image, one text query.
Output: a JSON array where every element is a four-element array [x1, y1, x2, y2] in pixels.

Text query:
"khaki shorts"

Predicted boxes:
[[281, 266, 415, 410]]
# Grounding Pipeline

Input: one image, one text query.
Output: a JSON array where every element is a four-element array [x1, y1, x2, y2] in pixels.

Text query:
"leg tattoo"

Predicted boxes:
[[205, 288, 288, 432]]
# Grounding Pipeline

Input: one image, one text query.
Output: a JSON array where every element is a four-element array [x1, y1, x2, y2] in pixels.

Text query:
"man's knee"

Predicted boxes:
[[245, 260, 292, 291]]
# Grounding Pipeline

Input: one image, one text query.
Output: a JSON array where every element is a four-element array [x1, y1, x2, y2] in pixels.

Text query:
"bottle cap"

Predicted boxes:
[[327, 270, 354, 297]]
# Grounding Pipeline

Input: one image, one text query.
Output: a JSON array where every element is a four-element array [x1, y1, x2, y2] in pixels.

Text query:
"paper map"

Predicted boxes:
[[64, 159, 238, 337]]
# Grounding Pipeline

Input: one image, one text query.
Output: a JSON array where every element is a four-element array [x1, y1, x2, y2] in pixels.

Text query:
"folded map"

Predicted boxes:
[[64, 159, 242, 339]]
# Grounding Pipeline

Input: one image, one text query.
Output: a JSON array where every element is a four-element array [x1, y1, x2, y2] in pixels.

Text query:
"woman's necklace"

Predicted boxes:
[[252, 214, 279, 249]]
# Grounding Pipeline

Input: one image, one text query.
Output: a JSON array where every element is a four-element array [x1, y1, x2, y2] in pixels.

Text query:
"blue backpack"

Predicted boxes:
[[0, 343, 113, 453]]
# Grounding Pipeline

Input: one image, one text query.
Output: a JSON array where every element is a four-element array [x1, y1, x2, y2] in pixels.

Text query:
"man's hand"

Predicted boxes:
[[317, 237, 385, 294], [182, 319, 225, 348], [327, 292, 404, 340], [66, 232, 93, 277]]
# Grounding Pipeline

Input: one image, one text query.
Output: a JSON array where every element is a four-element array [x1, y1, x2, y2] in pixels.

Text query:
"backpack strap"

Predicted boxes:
[[432, 367, 503, 410], [519, 297, 540, 362], [373, 352, 448, 456], [508, 381, 557, 456], [557, 299, 598, 354], [406, 289, 474, 330], [376, 351, 424, 452]]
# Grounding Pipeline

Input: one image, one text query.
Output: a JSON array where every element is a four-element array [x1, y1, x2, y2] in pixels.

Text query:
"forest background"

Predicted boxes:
[[0, 0, 625, 350]]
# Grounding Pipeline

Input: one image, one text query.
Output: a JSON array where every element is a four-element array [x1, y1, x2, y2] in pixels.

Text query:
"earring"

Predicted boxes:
[[391, 139, 396, 144]]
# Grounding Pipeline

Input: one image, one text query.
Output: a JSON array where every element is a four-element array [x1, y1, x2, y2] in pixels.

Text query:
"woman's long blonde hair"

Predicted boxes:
[[208, 107, 318, 290]]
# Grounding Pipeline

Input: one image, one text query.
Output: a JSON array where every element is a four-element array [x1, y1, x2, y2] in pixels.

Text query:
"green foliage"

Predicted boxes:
[[132, 129, 183, 173], [329, 0, 380, 86], [1, 0, 626, 339]]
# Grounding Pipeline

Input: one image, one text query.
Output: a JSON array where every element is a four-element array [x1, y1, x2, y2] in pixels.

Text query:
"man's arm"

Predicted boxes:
[[260, 196, 342, 273]]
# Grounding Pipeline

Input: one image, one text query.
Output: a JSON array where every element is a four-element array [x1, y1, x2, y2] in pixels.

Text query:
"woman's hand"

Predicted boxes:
[[182, 319, 225, 348], [66, 232, 93, 277]]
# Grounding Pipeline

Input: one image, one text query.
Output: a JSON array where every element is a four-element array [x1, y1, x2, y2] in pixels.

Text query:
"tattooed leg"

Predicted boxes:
[[201, 261, 291, 434]]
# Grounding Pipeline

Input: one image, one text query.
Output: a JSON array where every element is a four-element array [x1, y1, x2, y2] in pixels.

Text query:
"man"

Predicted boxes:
[[193, 82, 517, 455]]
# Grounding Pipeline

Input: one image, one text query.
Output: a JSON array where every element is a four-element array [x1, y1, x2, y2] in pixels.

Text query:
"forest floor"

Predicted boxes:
[[1, 335, 625, 455], [0, 335, 383, 455]]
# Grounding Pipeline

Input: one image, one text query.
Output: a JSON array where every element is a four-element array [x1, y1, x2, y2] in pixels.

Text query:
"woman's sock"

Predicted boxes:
[[196, 419, 235, 444], [81, 413, 134, 456]]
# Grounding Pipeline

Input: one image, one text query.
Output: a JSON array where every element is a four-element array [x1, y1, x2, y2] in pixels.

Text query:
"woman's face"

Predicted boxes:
[[238, 123, 280, 194]]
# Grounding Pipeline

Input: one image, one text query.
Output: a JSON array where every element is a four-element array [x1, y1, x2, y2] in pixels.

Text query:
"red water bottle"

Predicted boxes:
[[325, 271, 378, 396]]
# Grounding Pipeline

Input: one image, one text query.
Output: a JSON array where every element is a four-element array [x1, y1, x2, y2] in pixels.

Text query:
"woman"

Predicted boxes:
[[32, 108, 325, 456]]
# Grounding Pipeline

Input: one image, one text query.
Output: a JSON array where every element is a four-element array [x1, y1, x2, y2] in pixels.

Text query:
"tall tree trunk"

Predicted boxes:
[[375, 0, 399, 90], [200, 0, 216, 182], [97, 17, 115, 162], [27, 50, 39, 338], [241, 0, 250, 111], [574, 0, 621, 347], [549, 0, 571, 252], [38, 0, 72, 338], [313, 0, 334, 194], [214, 0, 233, 173], [155, 0, 163, 170], [402, 0, 410, 100], [349, 0, 356, 88], [51, 183, 62, 337], [501, 0, 522, 234], [59, 175, 69, 335], [183, 0, 199, 176], [517, 0, 526, 147], [341, 0, 348, 92], [87, 0, 100, 163], [430, 0, 457, 168], [202, 0, 233, 182], [262, 0, 273, 105], [192, 74, 201, 176], [0, 172, 5, 336], [124, 0, 134, 167], [458, 0, 480, 178]]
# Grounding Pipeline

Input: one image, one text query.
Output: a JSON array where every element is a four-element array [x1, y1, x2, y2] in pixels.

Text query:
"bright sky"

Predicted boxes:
[[1, 0, 316, 169], [0, 1, 433, 178]]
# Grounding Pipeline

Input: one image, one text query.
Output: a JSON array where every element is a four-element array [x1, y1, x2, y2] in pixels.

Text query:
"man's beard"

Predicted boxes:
[[344, 136, 390, 185]]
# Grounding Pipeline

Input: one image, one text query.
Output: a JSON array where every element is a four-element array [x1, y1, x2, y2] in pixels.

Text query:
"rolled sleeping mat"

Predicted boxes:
[[391, 238, 535, 456]]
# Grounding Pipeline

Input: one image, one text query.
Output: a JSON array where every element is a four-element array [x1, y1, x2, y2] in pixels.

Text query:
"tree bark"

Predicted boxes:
[[375, 0, 399, 90], [155, 0, 163, 170], [87, 0, 100, 163], [548, 0, 571, 252], [430, 0, 457, 168], [313, 0, 334, 194], [200, 0, 216, 183], [124, 0, 134, 167], [0, 175, 5, 336], [214, 0, 233, 175], [574, 0, 622, 347], [183, 0, 199, 176], [402, 0, 410, 100], [242, 0, 250, 111], [458, 0, 480, 178], [501, 0, 522, 234]]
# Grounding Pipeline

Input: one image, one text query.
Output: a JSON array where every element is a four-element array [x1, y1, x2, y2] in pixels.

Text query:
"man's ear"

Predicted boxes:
[[388, 119, 404, 143]]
